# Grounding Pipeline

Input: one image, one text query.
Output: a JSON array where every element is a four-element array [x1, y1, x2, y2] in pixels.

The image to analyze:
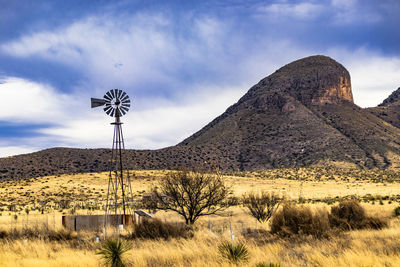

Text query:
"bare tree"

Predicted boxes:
[[242, 192, 281, 223], [152, 171, 231, 225]]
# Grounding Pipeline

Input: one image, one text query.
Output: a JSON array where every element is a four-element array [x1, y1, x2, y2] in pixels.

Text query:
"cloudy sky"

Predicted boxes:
[[0, 0, 399, 157]]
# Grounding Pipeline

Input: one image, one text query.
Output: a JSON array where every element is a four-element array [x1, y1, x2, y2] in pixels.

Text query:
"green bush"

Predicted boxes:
[[218, 241, 249, 264], [130, 218, 192, 240]]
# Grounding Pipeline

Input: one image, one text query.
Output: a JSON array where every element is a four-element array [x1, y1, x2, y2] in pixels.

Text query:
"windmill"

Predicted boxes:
[[91, 89, 134, 227]]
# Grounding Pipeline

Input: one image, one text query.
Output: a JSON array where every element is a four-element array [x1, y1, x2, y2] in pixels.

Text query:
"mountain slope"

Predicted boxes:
[[180, 55, 400, 169], [2, 55, 400, 180], [367, 87, 400, 129]]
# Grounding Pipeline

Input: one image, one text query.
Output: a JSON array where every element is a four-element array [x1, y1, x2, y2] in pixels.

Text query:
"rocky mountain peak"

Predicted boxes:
[[254, 55, 353, 107]]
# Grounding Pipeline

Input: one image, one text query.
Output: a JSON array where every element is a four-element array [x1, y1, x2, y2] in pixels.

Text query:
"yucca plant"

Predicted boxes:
[[97, 239, 132, 267], [218, 241, 249, 264]]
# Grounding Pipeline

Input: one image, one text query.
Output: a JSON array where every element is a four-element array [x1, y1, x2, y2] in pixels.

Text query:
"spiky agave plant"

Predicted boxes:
[[218, 241, 249, 264], [97, 239, 132, 267]]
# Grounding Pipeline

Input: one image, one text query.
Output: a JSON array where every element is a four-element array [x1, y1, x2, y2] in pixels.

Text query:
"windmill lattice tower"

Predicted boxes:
[[91, 89, 134, 226]]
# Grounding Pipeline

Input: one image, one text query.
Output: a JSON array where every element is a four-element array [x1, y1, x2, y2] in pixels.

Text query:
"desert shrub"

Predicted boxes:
[[0, 230, 7, 239], [361, 216, 387, 230], [3, 227, 75, 241], [218, 241, 249, 264], [394, 206, 400, 217], [47, 228, 76, 241], [130, 218, 192, 240], [270, 203, 330, 238], [97, 239, 132, 267], [330, 200, 365, 224], [329, 200, 387, 230], [242, 192, 281, 223]]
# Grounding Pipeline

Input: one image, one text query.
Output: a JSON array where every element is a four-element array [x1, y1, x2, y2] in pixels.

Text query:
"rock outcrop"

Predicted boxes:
[[262, 55, 353, 106]]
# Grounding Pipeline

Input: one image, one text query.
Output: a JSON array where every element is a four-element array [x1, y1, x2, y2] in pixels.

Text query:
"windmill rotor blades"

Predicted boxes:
[[105, 107, 112, 116], [120, 106, 129, 115], [104, 105, 112, 114], [121, 94, 129, 102], [91, 98, 106, 108], [92, 89, 131, 117], [120, 105, 129, 112], [105, 92, 112, 100]]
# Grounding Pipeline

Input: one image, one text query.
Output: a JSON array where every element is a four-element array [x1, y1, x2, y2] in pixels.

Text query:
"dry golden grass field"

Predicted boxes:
[[1, 168, 400, 266]]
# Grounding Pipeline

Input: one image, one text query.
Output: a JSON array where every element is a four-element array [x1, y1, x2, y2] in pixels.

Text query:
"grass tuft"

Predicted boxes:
[[255, 262, 281, 267]]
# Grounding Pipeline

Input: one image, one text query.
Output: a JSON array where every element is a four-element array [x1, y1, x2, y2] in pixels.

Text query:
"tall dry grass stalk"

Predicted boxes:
[[1, 219, 400, 266], [2, 169, 400, 266]]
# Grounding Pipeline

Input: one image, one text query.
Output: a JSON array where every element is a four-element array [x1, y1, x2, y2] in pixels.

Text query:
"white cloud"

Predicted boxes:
[[0, 14, 250, 156], [0, 74, 245, 156], [254, 0, 381, 25], [1, 10, 399, 157], [330, 0, 381, 25], [39, 84, 245, 150], [258, 2, 323, 20], [331, 0, 358, 8], [0, 77, 79, 123], [0, 146, 37, 158], [1, 14, 179, 91]]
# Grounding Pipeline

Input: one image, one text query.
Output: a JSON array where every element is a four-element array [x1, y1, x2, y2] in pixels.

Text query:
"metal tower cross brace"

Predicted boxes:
[[105, 116, 135, 225], [91, 89, 134, 227]]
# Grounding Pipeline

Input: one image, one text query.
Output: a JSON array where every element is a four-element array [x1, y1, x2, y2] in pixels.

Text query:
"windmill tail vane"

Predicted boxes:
[[91, 89, 134, 227]]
